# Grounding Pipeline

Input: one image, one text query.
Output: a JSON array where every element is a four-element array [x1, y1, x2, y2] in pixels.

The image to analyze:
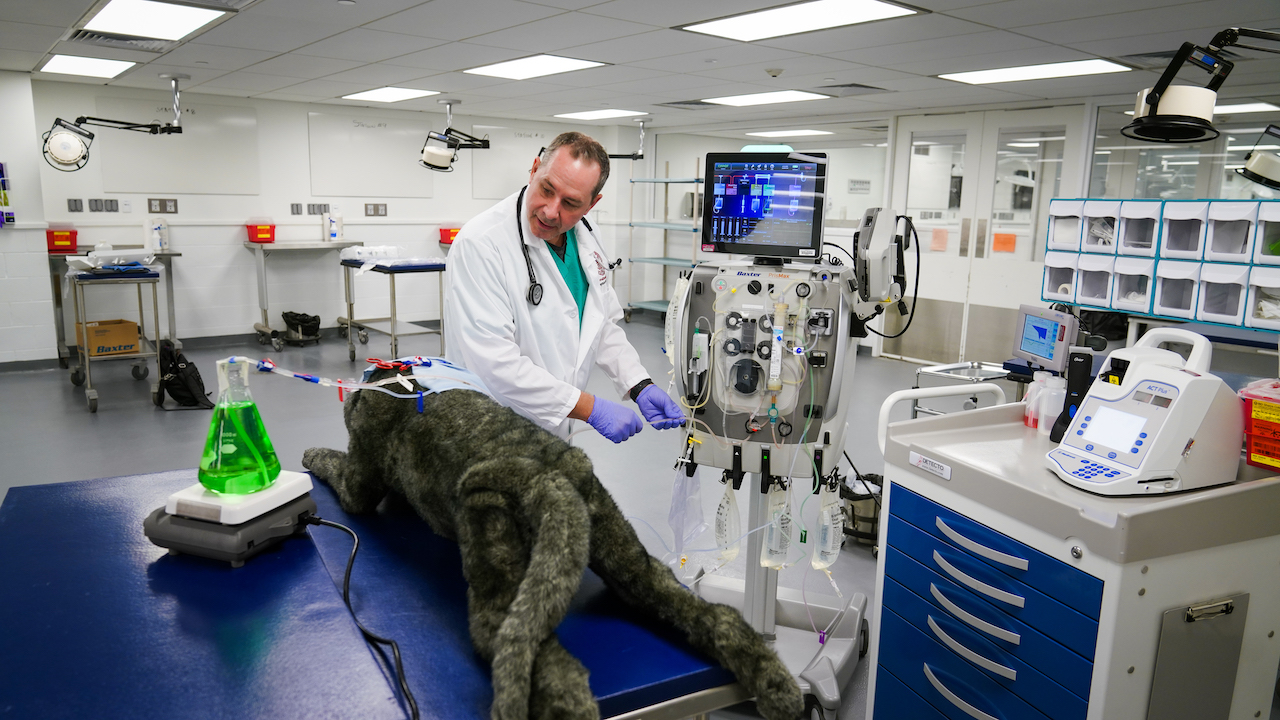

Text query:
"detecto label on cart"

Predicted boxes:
[[909, 451, 952, 480]]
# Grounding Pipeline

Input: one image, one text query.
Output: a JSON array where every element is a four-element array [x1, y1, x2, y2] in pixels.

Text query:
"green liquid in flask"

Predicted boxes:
[[198, 400, 281, 494]]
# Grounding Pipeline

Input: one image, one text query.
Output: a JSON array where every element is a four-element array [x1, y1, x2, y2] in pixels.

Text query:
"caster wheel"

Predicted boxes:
[[358, 330, 369, 345], [152, 390, 163, 407], [59, 357, 69, 369], [623, 309, 632, 323], [339, 326, 349, 339], [71, 369, 85, 386], [87, 396, 98, 413], [860, 617, 870, 658], [132, 364, 149, 380], [257, 334, 268, 345], [272, 337, 284, 352], [349, 348, 356, 362]]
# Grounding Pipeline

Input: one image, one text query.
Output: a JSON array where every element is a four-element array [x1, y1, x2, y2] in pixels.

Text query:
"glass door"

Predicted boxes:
[[886, 107, 1087, 364]]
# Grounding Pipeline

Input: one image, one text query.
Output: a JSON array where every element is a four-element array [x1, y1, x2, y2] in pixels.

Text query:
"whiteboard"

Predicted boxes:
[[95, 96, 260, 195], [470, 122, 566, 199], [308, 111, 434, 198]]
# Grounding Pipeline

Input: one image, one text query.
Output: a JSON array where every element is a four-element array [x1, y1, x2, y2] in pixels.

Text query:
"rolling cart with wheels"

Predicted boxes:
[[70, 272, 162, 413], [338, 258, 445, 361], [243, 240, 361, 352]]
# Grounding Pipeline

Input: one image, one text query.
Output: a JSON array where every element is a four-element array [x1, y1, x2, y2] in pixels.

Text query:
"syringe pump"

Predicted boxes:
[[1046, 328, 1243, 495]]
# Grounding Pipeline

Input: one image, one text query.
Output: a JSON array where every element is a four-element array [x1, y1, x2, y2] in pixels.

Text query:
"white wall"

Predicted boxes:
[[0, 80, 631, 362], [0, 71, 55, 363]]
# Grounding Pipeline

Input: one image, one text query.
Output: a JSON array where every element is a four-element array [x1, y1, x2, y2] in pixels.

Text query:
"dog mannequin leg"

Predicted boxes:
[[301, 447, 386, 514]]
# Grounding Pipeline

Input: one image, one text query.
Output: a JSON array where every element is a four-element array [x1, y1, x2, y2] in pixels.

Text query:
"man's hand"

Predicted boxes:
[[636, 385, 686, 430], [586, 396, 643, 443]]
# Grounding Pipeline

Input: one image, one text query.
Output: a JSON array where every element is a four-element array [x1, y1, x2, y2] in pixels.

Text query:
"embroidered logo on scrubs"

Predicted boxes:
[[591, 251, 608, 286]]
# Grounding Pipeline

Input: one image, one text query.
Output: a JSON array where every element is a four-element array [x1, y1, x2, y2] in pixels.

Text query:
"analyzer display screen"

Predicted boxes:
[[702, 152, 826, 259], [1020, 315, 1062, 363], [1082, 406, 1147, 450]]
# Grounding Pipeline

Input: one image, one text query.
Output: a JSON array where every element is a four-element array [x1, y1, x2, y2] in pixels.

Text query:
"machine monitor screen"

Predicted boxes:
[[1011, 304, 1078, 373], [1081, 406, 1147, 449], [702, 152, 827, 260]]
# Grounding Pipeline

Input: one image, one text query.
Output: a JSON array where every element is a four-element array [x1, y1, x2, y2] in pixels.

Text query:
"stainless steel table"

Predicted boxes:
[[70, 272, 162, 413], [49, 246, 181, 367], [242, 241, 362, 351], [337, 258, 445, 361]]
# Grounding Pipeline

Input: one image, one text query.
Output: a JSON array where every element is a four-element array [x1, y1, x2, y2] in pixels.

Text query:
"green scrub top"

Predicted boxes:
[[547, 228, 589, 330]]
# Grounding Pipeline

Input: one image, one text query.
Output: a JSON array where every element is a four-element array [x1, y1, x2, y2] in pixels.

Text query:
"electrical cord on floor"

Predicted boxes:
[[303, 515, 420, 720], [842, 451, 882, 514]]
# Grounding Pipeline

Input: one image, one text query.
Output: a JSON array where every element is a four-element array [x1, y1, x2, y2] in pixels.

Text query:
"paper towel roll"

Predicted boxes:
[[1133, 85, 1216, 121]]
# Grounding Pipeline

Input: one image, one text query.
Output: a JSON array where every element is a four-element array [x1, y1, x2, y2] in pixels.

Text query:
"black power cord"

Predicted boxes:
[[865, 217, 921, 340], [304, 516, 420, 720]]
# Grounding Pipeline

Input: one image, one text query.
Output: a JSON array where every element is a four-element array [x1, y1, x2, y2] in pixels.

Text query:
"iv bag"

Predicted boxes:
[[668, 465, 707, 556], [812, 481, 844, 571], [760, 480, 792, 568], [714, 482, 741, 564]]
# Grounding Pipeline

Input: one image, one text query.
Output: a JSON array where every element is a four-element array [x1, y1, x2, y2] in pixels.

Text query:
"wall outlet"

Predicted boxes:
[[88, 199, 104, 212], [67, 199, 83, 212], [291, 203, 302, 215], [364, 203, 388, 216], [105, 199, 119, 212], [306, 203, 330, 215], [148, 199, 178, 214]]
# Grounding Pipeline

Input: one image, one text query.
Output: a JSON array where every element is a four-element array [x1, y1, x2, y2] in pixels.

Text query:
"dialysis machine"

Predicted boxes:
[[668, 151, 913, 716]]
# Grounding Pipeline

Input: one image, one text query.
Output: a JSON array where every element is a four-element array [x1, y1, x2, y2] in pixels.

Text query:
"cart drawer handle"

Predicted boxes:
[[934, 551, 1025, 608], [931, 583, 1021, 645], [924, 664, 1003, 720], [928, 615, 1017, 680], [936, 517, 1029, 571]]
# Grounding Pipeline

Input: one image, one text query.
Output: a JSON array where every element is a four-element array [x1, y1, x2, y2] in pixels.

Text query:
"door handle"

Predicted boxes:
[[933, 550, 1025, 608], [931, 583, 1021, 645], [959, 217, 971, 256], [936, 517, 1029, 571], [928, 615, 1017, 680], [974, 218, 988, 258]]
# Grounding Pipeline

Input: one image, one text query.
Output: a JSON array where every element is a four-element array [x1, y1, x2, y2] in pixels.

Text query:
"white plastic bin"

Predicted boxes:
[[1204, 201, 1259, 263], [1111, 257, 1155, 314], [1252, 201, 1280, 265], [1196, 263, 1249, 325], [1076, 254, 1115, 308], [1081, 200, 1121, 254], [1246, 266, 1280, 331], [1154, 260, 1201, 319], [1160, 200, 1209, 260], [1042, 251, 1079, 303], [1047, 200, 1084, 252], [1117, 200, 1162, 256]]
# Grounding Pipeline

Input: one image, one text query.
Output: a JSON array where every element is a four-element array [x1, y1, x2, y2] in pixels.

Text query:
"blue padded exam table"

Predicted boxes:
[[0, 470, 739, 719]]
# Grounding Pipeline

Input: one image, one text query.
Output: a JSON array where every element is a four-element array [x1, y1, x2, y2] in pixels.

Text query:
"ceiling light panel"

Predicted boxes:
[[683, 0, 915, 42], [746, 129, 834, 137], [85, 0, 225, 41], [554, 109, 648, 120], [1214, 102, 1280, 114], [465, 55, 604, 80], [703, 90, 829, 107], [342, 87, 439, 102], [41, 55, 136, 78], [940, 59, 1129, 85]]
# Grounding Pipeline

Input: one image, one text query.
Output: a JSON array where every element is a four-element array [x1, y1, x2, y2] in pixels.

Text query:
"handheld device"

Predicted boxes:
[[1046, 329, 1243, 495], [1012, 304, 1078, 374], [702, 152, 827, 262]]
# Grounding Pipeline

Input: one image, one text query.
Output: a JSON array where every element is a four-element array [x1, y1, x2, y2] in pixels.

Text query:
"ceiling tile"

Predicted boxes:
[[253, 90, 333, 102], [560, 29, 734, 65], [365, 0, 564, 40], [0, 49, 44, 72], [0, 21, 67, 54], [598, 72, 725, 97], [241, 54, 363, 79], [295, 29, 446, 63], [108, 63, 229, 89], [535, 64, 667, 89], [196, 13, 347, 53], [243, 0, 427, 26], [464, 79, 570, 98], [0, 0, 94, 27], [755, 13, 991, 55], [320, 63, 432, 86], [945, 0, 1175, 29], [689, 55, 864, 83], [467, 12, 656, 53], [196, 71, 303, 93], [581, 0, 786, 28], [398, 71, 514, 92], [1013, 2, 1276, 47], [827, 30, 1048, 67], [188, 85, 260, 97], [630, 45, 803, 74], [274, 78, 372, 98], [155, 43, 278, 72], [886, 46, 1092, 76], [523, 0, 610, 9], [384, 42, 525, 73]]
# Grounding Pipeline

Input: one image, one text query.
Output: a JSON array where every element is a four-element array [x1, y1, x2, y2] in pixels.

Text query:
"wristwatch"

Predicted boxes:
[[628, 378, 654, 402]]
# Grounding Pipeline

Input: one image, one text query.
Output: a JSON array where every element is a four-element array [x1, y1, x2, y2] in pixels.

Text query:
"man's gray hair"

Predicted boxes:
[[542, 131, 610, 197]]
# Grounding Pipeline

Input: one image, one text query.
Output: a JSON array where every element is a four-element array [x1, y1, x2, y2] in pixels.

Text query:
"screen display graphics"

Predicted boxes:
[[703, 152, 826, 259], [1081, 405, 1147, 450], [1019, 315, 1062, 363]]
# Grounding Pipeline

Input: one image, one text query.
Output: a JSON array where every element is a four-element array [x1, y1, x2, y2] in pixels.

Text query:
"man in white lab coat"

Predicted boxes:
[[444, 132, 684, 442]]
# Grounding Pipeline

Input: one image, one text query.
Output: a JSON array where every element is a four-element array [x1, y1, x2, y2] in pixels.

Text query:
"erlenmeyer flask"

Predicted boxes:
[[199, 358, 281, 494]]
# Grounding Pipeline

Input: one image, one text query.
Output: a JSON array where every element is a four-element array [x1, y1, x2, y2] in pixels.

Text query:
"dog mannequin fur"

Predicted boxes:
[[303, 367, 803, 720]]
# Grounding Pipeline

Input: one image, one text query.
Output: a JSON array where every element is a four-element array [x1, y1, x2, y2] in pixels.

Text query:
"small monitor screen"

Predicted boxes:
[[703, 152, 826, 260], [1082, 406, 1147, 450], [1020, 315, 1062, 363]]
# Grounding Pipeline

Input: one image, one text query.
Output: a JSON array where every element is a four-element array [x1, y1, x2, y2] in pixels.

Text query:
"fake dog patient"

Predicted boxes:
[[303, 363, 803, 720]]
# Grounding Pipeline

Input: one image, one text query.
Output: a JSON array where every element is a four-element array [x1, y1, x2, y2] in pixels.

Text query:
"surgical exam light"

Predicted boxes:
[[1237, 124, 1280, 191], [420, 99, 489, 172], [41, 73, 188, 172]]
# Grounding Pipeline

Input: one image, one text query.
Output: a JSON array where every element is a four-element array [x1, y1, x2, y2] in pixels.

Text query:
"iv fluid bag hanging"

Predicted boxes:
[[812, 481, 844, 570], [715, 482, 741, 564], [668, 465, 707, 556], [199, 359, 281, 494], [761, 480, 792, 568]]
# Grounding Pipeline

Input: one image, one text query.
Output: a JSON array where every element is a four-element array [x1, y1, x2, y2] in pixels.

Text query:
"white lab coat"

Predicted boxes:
[[444, 188, 649, 436]]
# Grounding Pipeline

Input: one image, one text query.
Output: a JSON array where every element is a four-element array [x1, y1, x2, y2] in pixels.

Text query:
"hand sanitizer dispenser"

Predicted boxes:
[[1046, 328, 1243, 495]]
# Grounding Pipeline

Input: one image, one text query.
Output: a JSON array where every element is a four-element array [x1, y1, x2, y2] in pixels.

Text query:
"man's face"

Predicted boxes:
[[526, 148, 602, 242]]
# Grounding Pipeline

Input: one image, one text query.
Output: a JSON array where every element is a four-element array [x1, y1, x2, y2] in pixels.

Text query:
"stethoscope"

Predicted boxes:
[[516, 184, 596, 307]]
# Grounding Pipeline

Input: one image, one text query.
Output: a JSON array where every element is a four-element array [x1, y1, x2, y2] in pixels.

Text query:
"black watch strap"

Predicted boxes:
[[628, 378, 654, 402]]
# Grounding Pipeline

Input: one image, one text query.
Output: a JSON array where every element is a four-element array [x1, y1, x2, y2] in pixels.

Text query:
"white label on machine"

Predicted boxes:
[[910, 452, 952, 480]]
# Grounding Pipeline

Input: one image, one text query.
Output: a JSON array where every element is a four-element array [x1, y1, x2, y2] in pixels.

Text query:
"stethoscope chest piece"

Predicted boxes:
[[527, 282, 543, 306]]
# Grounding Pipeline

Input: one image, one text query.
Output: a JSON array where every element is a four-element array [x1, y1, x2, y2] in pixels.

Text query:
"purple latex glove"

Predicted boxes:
[[637, 385, 686, 430], [587, 396, 643, 443]]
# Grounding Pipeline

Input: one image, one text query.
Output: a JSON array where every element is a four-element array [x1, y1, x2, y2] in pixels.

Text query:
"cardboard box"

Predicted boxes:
[[75, 319, 139, 357]]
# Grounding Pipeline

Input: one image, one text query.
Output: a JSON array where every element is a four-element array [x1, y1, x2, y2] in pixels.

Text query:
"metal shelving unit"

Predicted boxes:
[[626, 160, 702, 321]]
